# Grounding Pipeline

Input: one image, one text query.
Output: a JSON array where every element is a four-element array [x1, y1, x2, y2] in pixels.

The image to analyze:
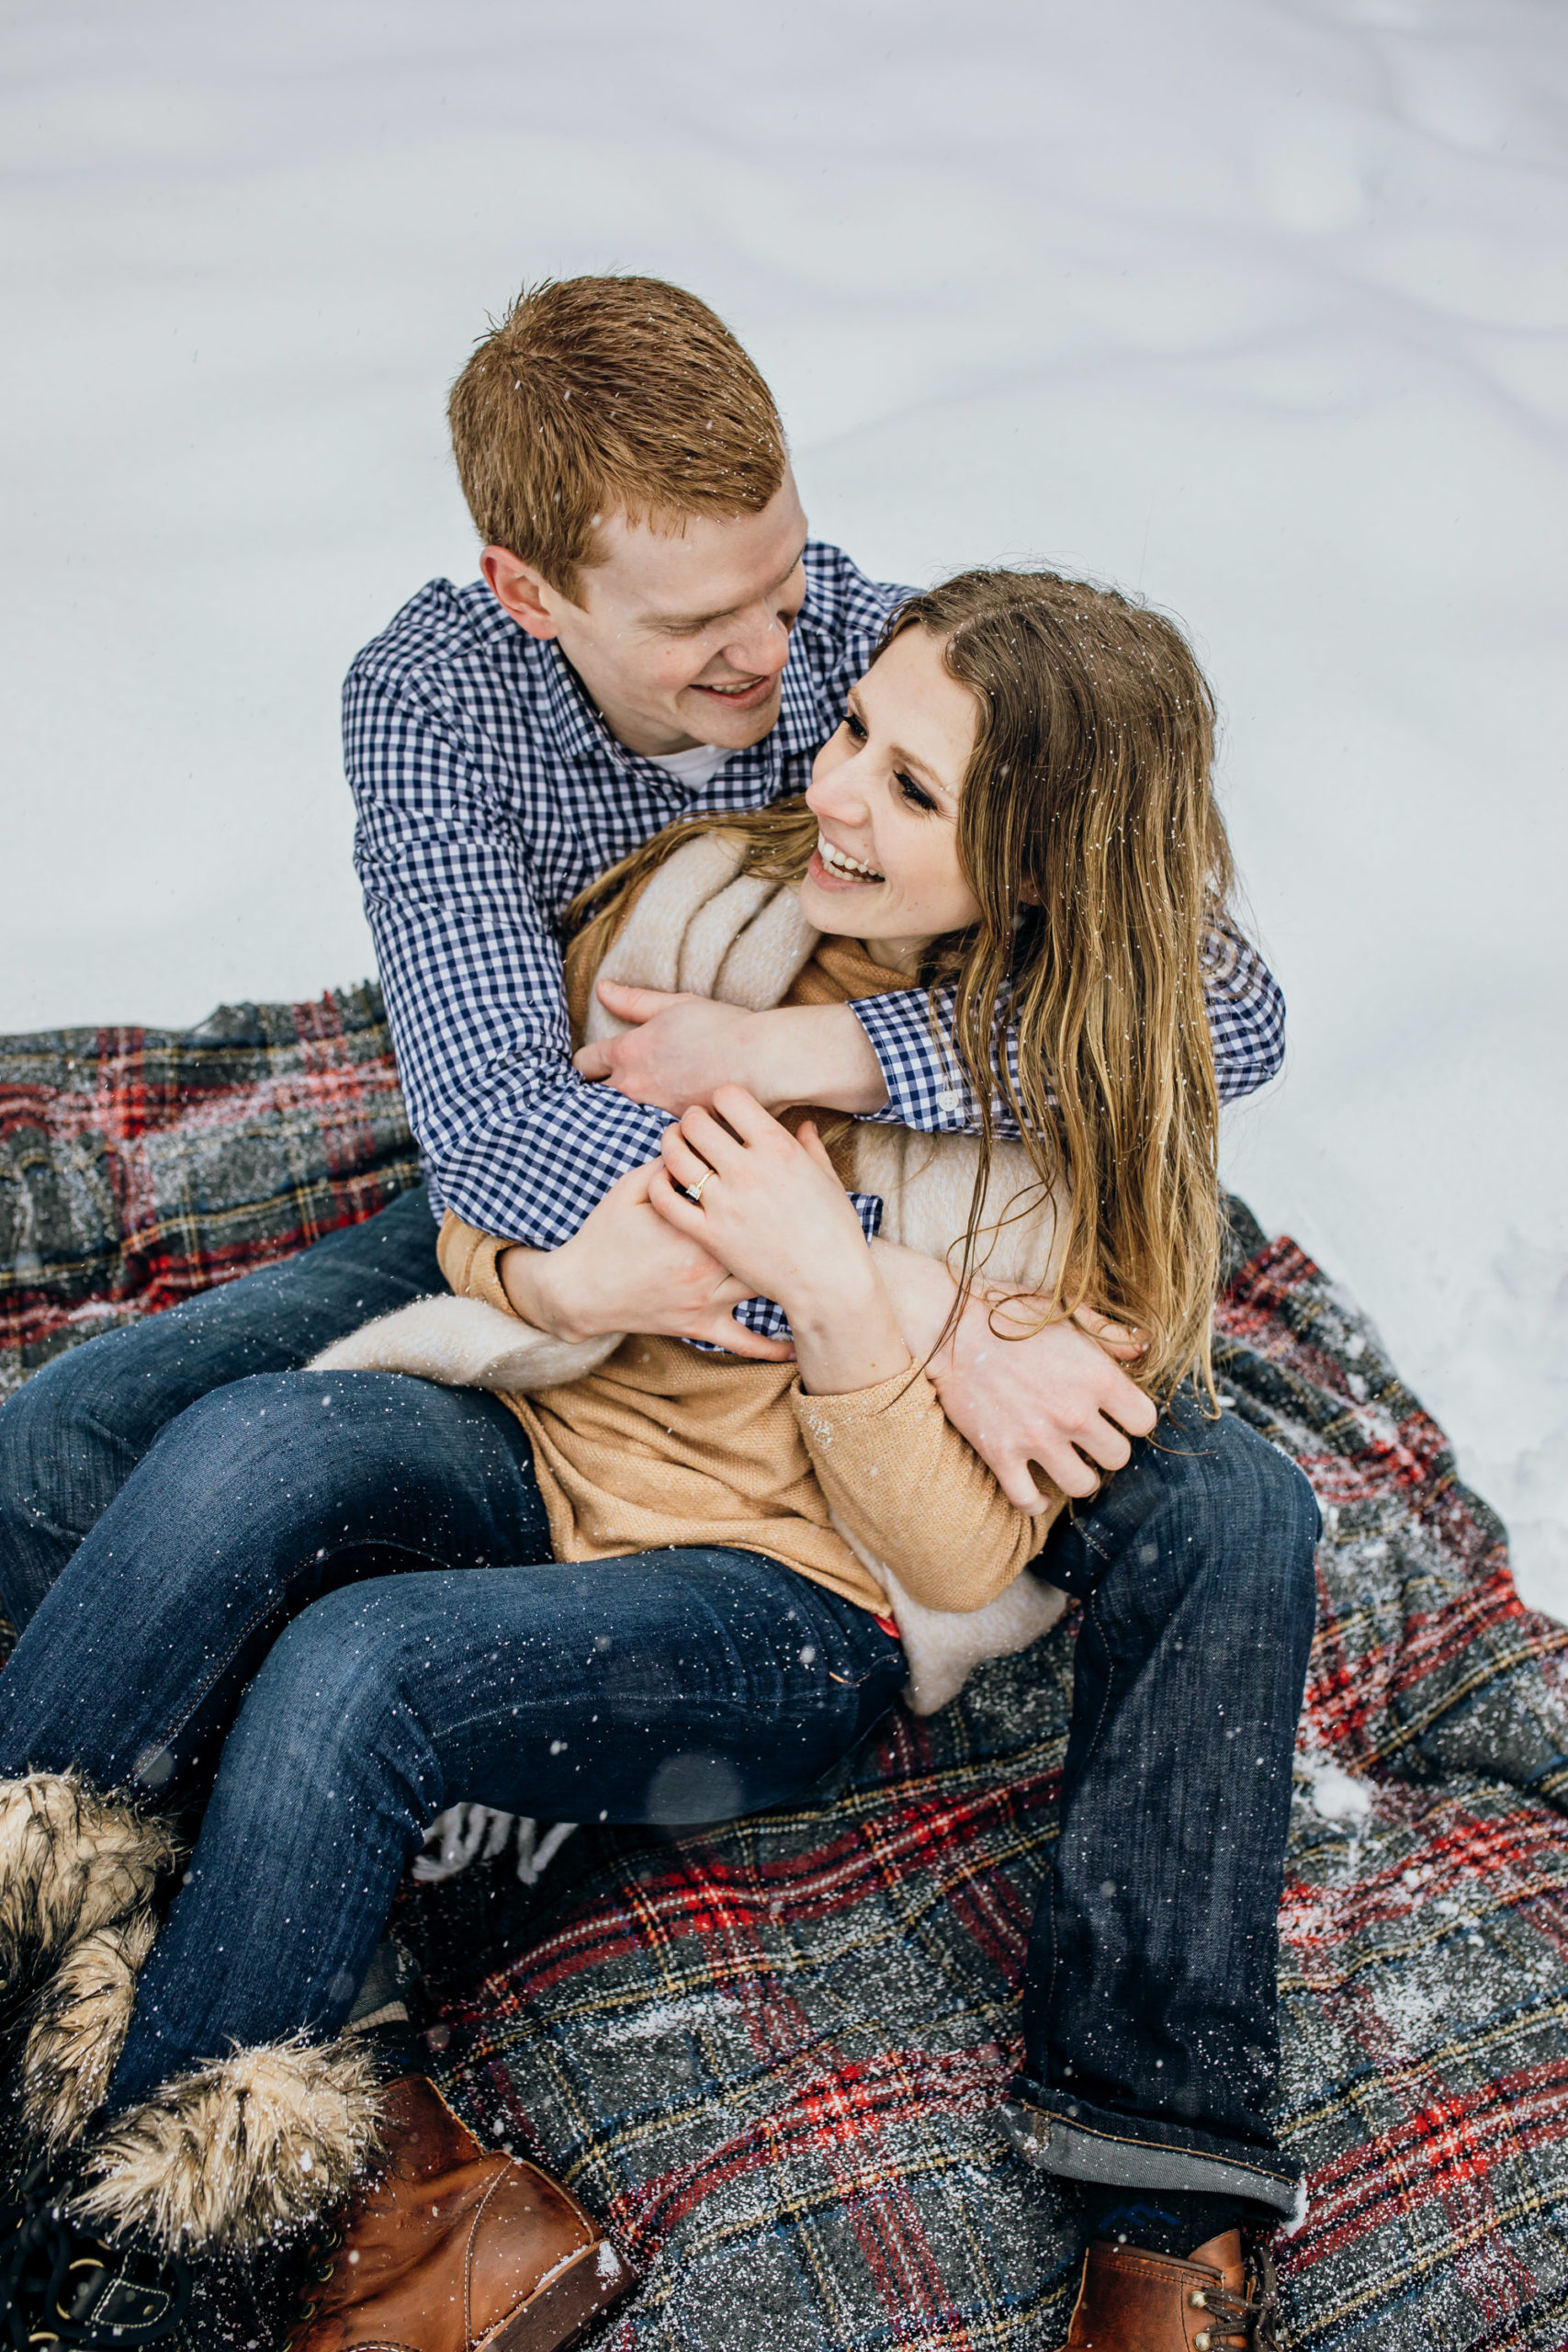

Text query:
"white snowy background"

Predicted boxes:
[[3, 2, 1564, 1604]]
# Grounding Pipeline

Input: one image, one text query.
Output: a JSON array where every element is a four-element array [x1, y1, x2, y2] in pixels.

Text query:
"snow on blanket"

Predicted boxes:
[[4, 992, 1568, 2347]]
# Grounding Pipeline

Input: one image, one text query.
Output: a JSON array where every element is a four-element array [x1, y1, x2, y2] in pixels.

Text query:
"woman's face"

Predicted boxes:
[[800, 627, 983, 972]]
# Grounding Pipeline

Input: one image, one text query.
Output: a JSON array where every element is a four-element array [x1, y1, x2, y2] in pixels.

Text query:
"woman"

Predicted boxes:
[[0, 571, 1312, 2352]]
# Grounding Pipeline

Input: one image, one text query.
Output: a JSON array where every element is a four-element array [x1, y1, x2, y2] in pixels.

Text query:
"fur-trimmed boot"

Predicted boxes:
[[62, 2041, 633, 2350], [0, 2149, 194, 2346], [0, 2037, 383, 2350], [0, 1770, 180, 2156], [0, 1771, 179, 2012], [69, 2034, 387, 2256]]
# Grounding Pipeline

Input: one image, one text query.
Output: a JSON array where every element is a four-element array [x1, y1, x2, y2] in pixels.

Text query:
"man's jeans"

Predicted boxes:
[[1016, 1395, 1320, 2222], [0, 1193, 1318, 2215]]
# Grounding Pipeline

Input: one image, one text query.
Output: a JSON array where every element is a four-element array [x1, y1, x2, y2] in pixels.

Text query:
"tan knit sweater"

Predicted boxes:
[[436, 933, 1045, 1618]]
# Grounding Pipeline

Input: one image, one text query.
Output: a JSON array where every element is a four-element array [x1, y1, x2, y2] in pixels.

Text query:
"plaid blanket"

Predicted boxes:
[[4, 992, 1567, 2347]]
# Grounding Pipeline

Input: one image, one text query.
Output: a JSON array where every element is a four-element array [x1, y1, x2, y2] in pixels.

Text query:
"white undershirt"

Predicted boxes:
[[643, 741, 729, 792]]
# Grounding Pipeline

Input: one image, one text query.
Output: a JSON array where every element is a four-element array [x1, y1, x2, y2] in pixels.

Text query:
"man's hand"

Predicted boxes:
[[573, 980, 888, 1115], [498, 1162, 795, 1361], [870, 1240, 1159, 1508]]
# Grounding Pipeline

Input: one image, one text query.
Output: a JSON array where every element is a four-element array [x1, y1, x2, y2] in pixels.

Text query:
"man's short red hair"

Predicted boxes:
[[448, 276, 788, 604]]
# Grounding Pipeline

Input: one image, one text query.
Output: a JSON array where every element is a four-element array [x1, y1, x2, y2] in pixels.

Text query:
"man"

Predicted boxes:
[[0, 277, 1304, 2347]]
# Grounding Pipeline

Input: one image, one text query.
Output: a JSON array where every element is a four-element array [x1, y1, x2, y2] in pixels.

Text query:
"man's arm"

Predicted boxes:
[[347, 660, 680, 1247], [577, 919, 1287, 1131]]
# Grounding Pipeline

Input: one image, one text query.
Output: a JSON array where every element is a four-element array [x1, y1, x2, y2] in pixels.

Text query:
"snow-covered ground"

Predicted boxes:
[[3, 1, 1564, 1603]]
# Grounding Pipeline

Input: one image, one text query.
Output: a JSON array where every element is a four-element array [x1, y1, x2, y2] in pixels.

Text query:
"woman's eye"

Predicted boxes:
[[842, 711, 868, 742], [897, 773, 937, 812]]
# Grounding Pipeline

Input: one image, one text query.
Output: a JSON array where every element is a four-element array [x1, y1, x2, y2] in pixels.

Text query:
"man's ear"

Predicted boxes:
[[481, 547, 560, 640]]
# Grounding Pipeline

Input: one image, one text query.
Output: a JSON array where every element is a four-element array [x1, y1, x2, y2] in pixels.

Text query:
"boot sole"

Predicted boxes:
[[479, 2237, 636, 2352]]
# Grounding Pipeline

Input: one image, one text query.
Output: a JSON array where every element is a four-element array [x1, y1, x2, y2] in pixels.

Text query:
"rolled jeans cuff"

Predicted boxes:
[[1000, 2075, 1307, 2229]]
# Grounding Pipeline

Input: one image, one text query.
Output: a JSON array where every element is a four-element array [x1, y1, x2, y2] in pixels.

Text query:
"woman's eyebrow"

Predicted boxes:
[[851, 685, 957, 798], [887, 739, 954, 797]]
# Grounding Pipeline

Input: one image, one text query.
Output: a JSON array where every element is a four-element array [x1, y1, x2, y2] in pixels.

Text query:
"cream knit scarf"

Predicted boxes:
[[315, 834, 1070, 1739]]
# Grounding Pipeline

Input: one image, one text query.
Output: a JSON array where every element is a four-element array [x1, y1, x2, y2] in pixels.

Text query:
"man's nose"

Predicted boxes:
[[719, 604, 791, 679]]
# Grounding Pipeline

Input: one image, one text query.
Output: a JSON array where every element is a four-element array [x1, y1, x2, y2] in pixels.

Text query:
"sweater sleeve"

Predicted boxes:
[[435, 1211, 520, 1318], [789, 1369, 1058, 1612]]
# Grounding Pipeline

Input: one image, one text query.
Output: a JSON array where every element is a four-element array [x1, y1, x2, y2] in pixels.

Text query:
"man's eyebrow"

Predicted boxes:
[[650, 538, 808, 631]]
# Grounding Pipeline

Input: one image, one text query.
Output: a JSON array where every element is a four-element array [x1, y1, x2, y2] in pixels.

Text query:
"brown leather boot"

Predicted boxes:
[[1064, 2229, 1280, 2349], [284, 2074, 635, 2352]]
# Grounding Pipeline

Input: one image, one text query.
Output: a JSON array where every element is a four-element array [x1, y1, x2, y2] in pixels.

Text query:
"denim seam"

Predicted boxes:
[[1010, 2097, 1301, 2186], [1003, 2104, 1303, 2219], [1026, 2106, 1292, 2174], [1080, 1589, 1116, 1763], [78, 1404, 150, 1469], [1043, 1588, 1114, 2046]]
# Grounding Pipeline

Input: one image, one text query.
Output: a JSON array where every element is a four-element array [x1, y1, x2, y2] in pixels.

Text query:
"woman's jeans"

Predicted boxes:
[[0, 1190, 1318, 2218]]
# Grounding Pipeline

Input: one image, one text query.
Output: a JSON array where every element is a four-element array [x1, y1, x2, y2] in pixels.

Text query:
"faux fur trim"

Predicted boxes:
[[310, 1292, 618, 1393], [0, 1772, 179, 1996], [19, 1905, 157, 2154], [73, 2035, 386, 2255], [828, 1518, 1071, 1715]]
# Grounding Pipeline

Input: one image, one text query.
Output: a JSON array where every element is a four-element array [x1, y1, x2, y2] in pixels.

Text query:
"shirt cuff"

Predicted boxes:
[[849, 992, 974, 1132]]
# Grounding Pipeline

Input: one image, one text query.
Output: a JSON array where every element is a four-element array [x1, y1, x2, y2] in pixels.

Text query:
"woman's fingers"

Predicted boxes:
[[648, 1165, 708, 1236], [675, 1101, 746, 1174], [707, 1083, 780, 1143], [659, 1125, 716, 1195], [572, 1038, 615, 1080]]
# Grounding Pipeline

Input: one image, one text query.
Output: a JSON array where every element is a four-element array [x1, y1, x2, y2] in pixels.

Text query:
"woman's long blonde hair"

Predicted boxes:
[[569, 568, 1235, 1398]]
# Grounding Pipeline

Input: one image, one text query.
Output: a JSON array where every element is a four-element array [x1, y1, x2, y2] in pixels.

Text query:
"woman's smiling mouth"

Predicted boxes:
[[812, 832, 885, 886]]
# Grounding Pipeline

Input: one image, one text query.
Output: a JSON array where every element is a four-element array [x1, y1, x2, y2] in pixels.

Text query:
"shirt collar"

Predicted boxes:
[[536, 638, 622, 770]]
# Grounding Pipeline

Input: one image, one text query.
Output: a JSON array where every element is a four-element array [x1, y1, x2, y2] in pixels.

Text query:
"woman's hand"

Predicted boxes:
[[649, 1086, 910, 1393], [499, 1162, 795, 1361]]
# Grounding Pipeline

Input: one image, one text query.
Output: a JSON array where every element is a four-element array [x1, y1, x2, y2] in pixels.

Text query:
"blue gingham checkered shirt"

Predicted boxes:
[[346, 543, 1285, 1329]]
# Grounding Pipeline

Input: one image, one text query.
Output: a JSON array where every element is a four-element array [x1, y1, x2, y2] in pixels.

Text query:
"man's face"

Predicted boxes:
[[483, 470, 810, 758]]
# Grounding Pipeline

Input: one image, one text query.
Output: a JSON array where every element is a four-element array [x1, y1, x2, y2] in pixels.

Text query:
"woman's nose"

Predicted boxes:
[[806, 752, 867, 825]]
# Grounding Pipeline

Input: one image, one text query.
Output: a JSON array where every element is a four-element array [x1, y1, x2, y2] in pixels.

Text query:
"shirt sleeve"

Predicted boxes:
[[790, 1367, 1053, 1611], [848, 916, 1287, 1139], [346, 662, 676, 1247]]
